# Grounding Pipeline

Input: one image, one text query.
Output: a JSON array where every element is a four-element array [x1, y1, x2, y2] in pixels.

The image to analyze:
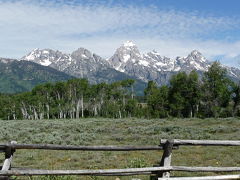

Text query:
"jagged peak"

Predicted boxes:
[[147, 50, 161, 56], [190, 50, 202, 56], [23, 48, 60, 57], [21, 48, 71, 67], [111, 41, 141, 60], [73, 47, 91, 53], [22, 48, 60, 61], [122, 40, 136, 47], [33, 48, 39, 51], [30, 48, 55, 53], [72, 47, 93, 59], [187, 50, 208, 63]]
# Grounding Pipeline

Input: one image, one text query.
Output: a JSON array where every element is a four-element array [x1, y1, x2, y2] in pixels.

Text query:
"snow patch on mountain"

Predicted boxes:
[[21, 40, 240, 86], [21, 48, 73, 69], [123, 54, 130, 62], [139, 59, 149, 66], [21, 47, 113, 83], [107, 41, 214, 84], [109, 41, 212, 76], [123, 40, 136, 47]]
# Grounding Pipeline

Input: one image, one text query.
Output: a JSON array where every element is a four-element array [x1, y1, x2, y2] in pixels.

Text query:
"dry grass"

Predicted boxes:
[[0, 117, 240, 179]]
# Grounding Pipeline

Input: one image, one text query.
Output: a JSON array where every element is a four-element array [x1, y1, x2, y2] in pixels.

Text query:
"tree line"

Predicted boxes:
[[145, 61, 240, 118], [1, 61, 240, 120]]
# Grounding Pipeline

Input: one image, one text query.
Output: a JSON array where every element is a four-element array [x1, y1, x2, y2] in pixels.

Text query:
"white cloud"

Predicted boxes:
[[0, 0, 240, 67]]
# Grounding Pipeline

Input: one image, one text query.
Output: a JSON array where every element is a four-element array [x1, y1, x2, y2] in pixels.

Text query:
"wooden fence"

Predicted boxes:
[[0, 139, 240, 180]]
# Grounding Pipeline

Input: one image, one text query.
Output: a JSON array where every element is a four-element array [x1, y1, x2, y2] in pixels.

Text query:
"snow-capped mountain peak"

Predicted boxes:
[[123, 40, 136, 47], [22, 47, 111, 81], [21, 41, 240, 86], [71, 47, 109, 66], [174, 50, 210, 72], [119, 41, 140, 54], [191, 49, 201, 55], [108, 41, 142, 72], [22, 48, 57, 66], [188, 50, 207, 63], [71, 48, 93, 59], [108, 41, 214, 83], [23, 48, 39, 61], [21, 49, 73, 70]]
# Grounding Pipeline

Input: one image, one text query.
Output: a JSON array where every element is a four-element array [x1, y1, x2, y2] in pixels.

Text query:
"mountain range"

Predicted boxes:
[[108, 41, 240, 84], [1, 41, 240, 94]]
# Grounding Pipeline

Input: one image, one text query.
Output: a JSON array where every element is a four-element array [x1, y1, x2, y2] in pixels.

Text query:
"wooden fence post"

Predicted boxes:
[[0, 141, 17, 180], [158, 139, 174, 178], [150, 139, 174, 180]]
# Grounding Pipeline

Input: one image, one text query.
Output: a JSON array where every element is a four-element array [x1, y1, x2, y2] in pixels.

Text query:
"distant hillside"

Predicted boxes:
[[0, 58, 74, 93], [0, 58, 146, 95]]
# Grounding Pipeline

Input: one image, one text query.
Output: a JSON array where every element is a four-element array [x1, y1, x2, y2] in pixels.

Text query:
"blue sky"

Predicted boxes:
[[0, 0, 240, 67]]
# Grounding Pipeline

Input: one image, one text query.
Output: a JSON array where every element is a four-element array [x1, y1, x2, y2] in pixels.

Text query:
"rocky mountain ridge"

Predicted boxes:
[[107, 41, 212, 84], [21, 41, 240, 85]]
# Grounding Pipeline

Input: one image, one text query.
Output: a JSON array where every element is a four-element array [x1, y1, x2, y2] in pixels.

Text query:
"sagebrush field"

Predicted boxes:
[[1, 118, 240, 180]]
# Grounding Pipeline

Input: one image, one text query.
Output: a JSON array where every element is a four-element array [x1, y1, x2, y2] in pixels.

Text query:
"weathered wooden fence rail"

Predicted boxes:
[[161, 139, 240, 146], [0, 144, 168, 151], [0, 139, 240, 180]]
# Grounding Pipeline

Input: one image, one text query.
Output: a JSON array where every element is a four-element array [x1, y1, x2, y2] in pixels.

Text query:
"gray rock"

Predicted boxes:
[[21, 41, 240, 86]]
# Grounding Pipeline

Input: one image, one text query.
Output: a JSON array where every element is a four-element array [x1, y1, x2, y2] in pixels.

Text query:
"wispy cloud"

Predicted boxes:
[[0, 0, 240, 67]]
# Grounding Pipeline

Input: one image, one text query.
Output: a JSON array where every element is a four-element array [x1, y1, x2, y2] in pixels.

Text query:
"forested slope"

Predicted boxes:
[[0, 59, 74, 93], [1, 61, 240, 120]]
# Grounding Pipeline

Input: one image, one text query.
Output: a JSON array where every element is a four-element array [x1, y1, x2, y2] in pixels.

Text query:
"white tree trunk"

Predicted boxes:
[[81, 94, 84, 118], [33, 108, 38, 120], [119, 110, 122, 118], [46, 104, 50, 119], [131, 85, 134, 99]]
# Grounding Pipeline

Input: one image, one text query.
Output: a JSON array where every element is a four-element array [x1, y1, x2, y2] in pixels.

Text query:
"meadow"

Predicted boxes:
[[0, 117, 240, 180]]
